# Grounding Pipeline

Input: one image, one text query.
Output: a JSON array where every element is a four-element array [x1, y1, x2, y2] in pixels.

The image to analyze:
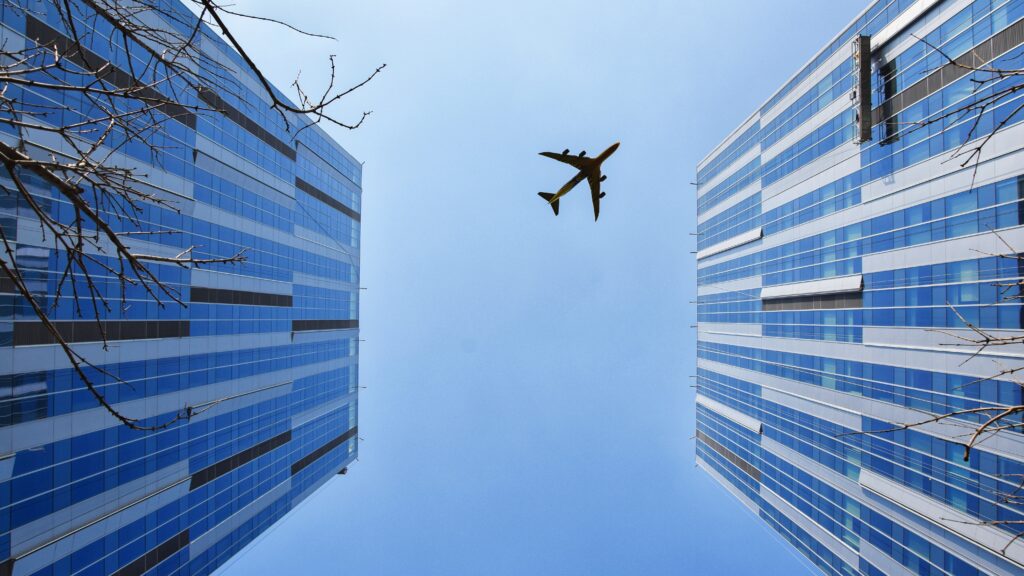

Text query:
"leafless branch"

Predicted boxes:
[[0, 0, 380, 428], [833, 227, 1024, 547], [882, 34, 1024, 187]]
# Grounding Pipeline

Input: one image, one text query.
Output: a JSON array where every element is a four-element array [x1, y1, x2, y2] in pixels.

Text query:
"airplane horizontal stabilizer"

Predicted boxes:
[[538, 192, 559, 216]]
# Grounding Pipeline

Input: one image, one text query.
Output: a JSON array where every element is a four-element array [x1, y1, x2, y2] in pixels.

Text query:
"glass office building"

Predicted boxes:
[[695, 1, 1024, 574], [0, 1, 360, 575]]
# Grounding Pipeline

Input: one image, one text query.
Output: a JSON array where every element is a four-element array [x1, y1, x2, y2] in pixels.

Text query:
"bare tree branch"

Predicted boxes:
[[835, 228, 1024, 548], [0, 0, 380, 428]]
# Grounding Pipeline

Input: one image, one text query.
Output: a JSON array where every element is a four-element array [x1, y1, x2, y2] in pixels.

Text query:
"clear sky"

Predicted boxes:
[[216, 2, 868, 574]]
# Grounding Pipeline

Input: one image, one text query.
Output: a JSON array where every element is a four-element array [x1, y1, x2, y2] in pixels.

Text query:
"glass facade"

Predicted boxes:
[[0, 1, 360, 575], [696, 1, 1024, 575]]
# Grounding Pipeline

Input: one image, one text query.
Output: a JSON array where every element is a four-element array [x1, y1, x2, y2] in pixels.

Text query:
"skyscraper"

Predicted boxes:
[[0, 2, 360, 575], [696, 1, 1024, 574]]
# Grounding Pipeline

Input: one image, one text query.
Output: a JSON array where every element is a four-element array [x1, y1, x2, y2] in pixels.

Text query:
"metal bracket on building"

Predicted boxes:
[[852, 35, 873, 144]]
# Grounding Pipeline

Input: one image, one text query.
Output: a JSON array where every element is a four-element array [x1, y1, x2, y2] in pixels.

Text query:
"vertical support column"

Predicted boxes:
[[852, 35, 873, 144]]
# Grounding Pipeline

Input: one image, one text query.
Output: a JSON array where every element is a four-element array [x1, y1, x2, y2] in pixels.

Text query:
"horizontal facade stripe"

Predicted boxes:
[[860, 539, 920, 576], [189, 198, 346, 257], [759, 141, 859, 205], [194, 150, 296, 206], [24, 16, 197, 129], [291, 426, 357, 475], [861, 106, 1024, 204], [696, 227, 763, 260], [291, 319, 359, 332], [695, 276, 762, 297], [189, 430, 292, 490], [696, 394, 763, 434], [0, 357, 339, 454], [698, 142, 762, 200], [189, 268, 294, 296], [9, 461, 190, 558], [696, 181, 761, 226], [870, 0, 945, 49], [859, 469, 1024, 568], [759, 484, 860, 569], [187, 380, 295, 422], [862, 224, 1024, 273], [746, 152, 1024, 265], [763, 434, 998, 573], [761, 292, 863, 311], [12, 478, 190, 574], [190, 286, 293, 307], [698, 328, 1020, 384], [761, 436, 857, 506], [780, 421, 1024, 576], [194, 134, 296, 198], [292, 268, 360, 289], [296, 140, 363, 191], [759, 388, 862, 433], [0, 332, 298, 377], [760, 88, 855, 163], [111, 529, 190, 576], [294, 177, 361, 222], [863, 326, 1024, 361], [701, 352, 1024, 459], [695, 429, 761, 482], [196, 87, 297, 160], [700, 374, 1022, 575], [698, 322, 763, 337], [292, 224, 359, 261], [760, 275, 863, 300], [12, 320, 189, 346], [291, 392, 356, 430]]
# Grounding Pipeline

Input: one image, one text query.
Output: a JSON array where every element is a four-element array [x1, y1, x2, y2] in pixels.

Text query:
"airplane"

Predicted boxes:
[[538, 141, 619, 221]]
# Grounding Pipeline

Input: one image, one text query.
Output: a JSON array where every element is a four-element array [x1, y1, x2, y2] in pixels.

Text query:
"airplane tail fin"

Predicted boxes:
[[538, 192, 559, 216]]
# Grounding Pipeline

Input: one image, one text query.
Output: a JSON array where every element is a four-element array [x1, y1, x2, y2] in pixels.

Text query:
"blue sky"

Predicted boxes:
[[217, 2, 867, 574]]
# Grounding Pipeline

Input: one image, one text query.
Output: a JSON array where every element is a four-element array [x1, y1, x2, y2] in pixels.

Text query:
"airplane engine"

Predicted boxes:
[[600, 175, 607, 182], [578, 150, 586, 157], [562, 148, 570, 155]]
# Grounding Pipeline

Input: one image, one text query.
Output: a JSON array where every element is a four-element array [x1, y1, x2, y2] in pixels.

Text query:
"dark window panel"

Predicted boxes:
[[189, 431, 292, 490], [12, 321, 190, 346], [762, 293, 864, 311], [25, 16, 197, 129], [111, 529, 190, 576], [291, 426, 357, 475], [696, 429, 761, 482], [295, 177, 361, 222], [291, 319, 358, 332], [190, 286, 293, 307]]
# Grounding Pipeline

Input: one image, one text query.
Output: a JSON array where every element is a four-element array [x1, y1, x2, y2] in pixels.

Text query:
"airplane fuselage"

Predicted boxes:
[[538, 141, 619, 220], [551, 142, 619, 200]]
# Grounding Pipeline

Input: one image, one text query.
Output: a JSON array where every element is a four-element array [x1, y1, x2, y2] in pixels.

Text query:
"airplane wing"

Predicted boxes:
[[539, 151, 588, 169], [588, 170, 602, 221]]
